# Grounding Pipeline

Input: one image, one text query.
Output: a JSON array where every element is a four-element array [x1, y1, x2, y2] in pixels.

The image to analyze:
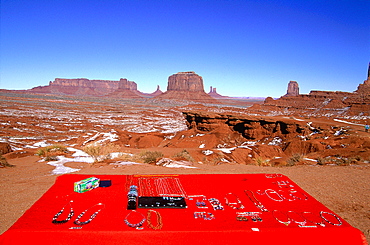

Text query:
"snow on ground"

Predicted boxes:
[[333, 119, 365, 126], [156, 158, 197, 168]]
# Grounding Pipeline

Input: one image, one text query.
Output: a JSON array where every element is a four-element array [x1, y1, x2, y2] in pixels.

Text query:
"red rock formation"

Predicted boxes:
[[27, 77, 160, 98], [167, 71, 205, 92], [155, 72, 219, 103], [137, 85, 164, 98], [250, 65, 370, 116], [284, 81, 299, 97], [208, 86, 223, 98]]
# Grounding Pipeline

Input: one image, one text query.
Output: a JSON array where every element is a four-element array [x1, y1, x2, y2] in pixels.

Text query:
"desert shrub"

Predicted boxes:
[[286, 153, 304, 166], [334, 157, 352, 166], [317, 157, 327, 165], [83, 143, 121, 163], [254, 157, 271, 166], [139, 151, 164, 164], [36, 145, 68, 156], [0, 155, 14, 167], [173, 149, 195, 162], [36, 145, 68, 161]]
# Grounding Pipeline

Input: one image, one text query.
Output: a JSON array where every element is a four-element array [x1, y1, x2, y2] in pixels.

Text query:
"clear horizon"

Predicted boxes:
[[1, 0, 369, 98]]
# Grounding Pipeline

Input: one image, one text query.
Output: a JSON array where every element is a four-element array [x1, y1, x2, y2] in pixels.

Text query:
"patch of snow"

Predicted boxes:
[[241, 141, 257, 146], [333, 119, 364, 126], [268, 137, 282, 146], [218, 147, 236, 153], [304, 158, 317, 162], [46, 156, 86, 175], [83, 132, 101, 145], [199, 144, 206, 148], [202, 150, 213, 156], [156, 158, 196, 169], [111, 161, 141, 166]]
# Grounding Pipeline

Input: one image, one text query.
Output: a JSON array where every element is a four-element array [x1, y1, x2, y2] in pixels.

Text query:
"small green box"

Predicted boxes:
[[74, 177, 100, 193]]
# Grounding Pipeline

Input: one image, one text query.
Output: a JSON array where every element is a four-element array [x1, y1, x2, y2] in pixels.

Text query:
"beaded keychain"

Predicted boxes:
[[52, 200, 74, 224], [74, 203, 105, 226]]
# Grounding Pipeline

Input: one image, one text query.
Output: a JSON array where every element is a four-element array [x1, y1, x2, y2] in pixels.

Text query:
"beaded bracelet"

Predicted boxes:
[[74, 203, 105, 226], [124, 210, 146, 228], [52, 200, 74, 224]]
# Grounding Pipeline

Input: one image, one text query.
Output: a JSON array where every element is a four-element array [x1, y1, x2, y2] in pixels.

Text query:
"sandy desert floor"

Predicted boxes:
[[0, 156, 369, 242]]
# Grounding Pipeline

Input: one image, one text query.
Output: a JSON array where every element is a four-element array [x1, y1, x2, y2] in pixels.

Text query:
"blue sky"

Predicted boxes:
[[1, 0, 369, 97]]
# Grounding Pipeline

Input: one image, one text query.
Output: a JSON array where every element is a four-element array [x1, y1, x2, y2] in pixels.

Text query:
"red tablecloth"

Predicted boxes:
[[0, 174, 367, 245]]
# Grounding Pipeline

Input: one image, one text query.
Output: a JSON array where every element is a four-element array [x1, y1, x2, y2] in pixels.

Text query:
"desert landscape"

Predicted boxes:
[[1, 71, 370, 242]]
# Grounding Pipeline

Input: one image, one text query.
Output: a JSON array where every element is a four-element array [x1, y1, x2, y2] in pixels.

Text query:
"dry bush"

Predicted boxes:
[[254, 157, 271, 166], [139, 151, 164, 164], [83, 143, 121, 163], [0, 155, 14, 168], [286, 153, 304, 166], [36, 145, 68, 161], [173, 149, 195, 162]]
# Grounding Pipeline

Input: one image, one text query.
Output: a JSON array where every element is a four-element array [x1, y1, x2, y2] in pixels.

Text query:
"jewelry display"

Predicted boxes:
[[194, 212, 215, 220], [124, 210, 146, 228], [320, 211, 342, 226], [208, 198, 224, 210], [272, 210, 291, 226], [138, 196, 187, 208], [236, 212, 262, 222], [138, 177, 186, 197], [244, 190, 268, 212], [52, 200, 74, 224], [147, 210, 163, 230], [74, 203, 105, 226], [224, 193, 244, 210]]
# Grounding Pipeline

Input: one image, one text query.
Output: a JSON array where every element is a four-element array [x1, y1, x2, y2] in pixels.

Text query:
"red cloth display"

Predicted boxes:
[[0, 174, 367, 245]]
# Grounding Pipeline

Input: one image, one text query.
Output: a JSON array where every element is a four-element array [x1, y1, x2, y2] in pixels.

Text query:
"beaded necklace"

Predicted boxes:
[[52, 200, 74, 224], [74, 203, 105, 226], [147, 210, 163, 230], [124, 210, 146, 228]]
